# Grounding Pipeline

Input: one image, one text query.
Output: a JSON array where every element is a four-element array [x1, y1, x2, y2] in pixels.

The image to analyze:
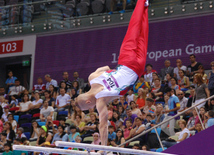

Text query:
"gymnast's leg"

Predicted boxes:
[[118, 0, 149, 77]]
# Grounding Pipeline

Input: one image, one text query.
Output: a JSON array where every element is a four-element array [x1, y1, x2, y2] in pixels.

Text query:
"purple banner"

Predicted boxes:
[[34, 14, 214, 84]]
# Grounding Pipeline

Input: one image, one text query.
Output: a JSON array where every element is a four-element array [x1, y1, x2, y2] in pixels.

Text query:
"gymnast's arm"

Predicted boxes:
[[95, 66, 110, 73]]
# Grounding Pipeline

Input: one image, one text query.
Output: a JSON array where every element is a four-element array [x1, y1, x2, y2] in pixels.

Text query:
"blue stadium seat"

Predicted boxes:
[[24, 132, 31, 140], [38, 122, 46, 126], [156, 147, 167, 152], [20, 114, 32, 119], [58, 111, 68, 116], [14, 115, 19, 123], [21, 123, 32, 132]]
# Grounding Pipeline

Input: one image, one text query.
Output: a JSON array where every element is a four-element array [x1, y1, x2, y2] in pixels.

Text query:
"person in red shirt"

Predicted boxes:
[[32, 77, 46, 95]]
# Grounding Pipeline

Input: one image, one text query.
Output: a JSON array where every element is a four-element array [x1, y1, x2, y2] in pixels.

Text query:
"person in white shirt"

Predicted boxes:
[[0, 96, 8, 113], [16, 127, 26, 138], [177, 91, 188, 112], [1, 106, 11, 123], [8, 79, 25, 97], [55, 88, 71, 112], [15, 94, 32, 115], [40, 100, 54, 122], [30, 92, 43, 110], [162, 119, 190, 148], [45, 74, 58, 90], [174, 59, 187, 80], [126, 89, 135, 105]]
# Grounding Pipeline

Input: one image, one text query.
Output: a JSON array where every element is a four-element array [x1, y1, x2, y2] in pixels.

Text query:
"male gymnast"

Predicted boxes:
[[76, 0, 149, 146]]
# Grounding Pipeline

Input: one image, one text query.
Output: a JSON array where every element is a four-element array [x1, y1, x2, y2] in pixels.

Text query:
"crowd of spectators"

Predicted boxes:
[[0, 54, 214, 154]]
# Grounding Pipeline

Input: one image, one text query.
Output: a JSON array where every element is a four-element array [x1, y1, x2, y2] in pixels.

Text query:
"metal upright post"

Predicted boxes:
[[154, 128, 164, 151]]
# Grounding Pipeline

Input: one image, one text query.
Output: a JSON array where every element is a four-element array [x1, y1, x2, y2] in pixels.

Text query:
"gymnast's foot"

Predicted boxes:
[[145, 0, 149, 6]]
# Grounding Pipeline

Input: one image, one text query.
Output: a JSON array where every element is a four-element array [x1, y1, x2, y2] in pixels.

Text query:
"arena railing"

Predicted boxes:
[[0, 0, 214, 37]]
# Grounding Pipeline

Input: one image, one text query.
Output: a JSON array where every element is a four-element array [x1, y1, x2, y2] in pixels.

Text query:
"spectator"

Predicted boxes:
[[132, 143, 141, 150], [160, 60, 174, 81], [193, 74, 210, 109], [81, 113, 99, 140], [51, 125, 68, 144], [72, 81, 82, 95], [8, 79, 25, 99], [135, 88, 146, 110], [162, 120, 190, 148], [36, 126, 48, 146], [123, 119, 132, 140], [130, 101, 142, 116], [45, 74, 58, 90], [164, 73, 172, 88], [118, 95, 128, 110], [186, 109, 199, 131], [153, 104, 165, 125], [57, 81, 70, 96], [112, 111, 123, 129], [178, 70, 190, 91], [3, 143, 12, 155], [13, 138, 28, 155], [207, 110, 214, 128], [59, 118, 69, 132], [16, 127, 26, 138], [70, 88, 78, 100], [130, 117, 145, 138], [173, 59, 187, 80], [161, 87, 180, 136], [43, 90, 55, 107], [142, 145, 150, 151], [195, 123, 202, 134], [73, 72, 84, 90], [0, 87, 8, 101], [61, 72, 72, 89], [0, 133, 7, 152], [108, 125, 116, 143], [55, 88, 71, 112], [143, 98, 156, 115], [68, 125, 80, 142], [91, 132, 101, 145], [199, 106, 206, 122], [110, 99, 119, 111], [15, 94, 31, 116], [208, 61, 214, 96], [0, 96, 8, 113], [187, 54, 202, 81], [123, 108, 137, 128], [143, 64, 157, 84], [210, 99, 214, 111], [110, 129, 125, 147], [46, 116, 57, 136], [9, 95, 18, 108], [4, 122, 15, 144], [84, 107, 98, 122], [170, 77, 180, 94], [49, 85, 57, 99], [30, 92, 43, 112], [30, 121, 40, 141], [133, 76, 150, 94], [7, 114, 17, 133], [40, 100, 54, 122], [32, 77, 46, 95], [186, 86, 195, 108], [70, 105, 85, 122], [177, 91, 188, 112], [73, 115, 85, 135], [5, 71, 17, 93], [151, 78, 164, 102], [2, 106, 11, 123], [118, 106, 126, 120], [198, 65, 208, 84], [126, 89, 135, 104]]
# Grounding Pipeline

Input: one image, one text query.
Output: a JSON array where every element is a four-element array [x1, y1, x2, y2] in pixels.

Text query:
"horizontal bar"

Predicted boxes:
[[119, 95, 214, 146], [55, 141, 173, 155], [12, 145, 100, 155]]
